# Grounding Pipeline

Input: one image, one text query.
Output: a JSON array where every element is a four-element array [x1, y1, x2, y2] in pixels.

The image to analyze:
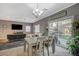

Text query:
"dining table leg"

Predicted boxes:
[[35, 45, 37, 56], [46, 43, 49, 56], [52, 39, 55, 54], [34, 46, 37, 56], [24, 41, 26, 52], [32, 46, 33, 56], [47, 46, 50, 56], [29, 44, 33, 56], [27, 44, 29, 56], [43, 42, 44, 56]]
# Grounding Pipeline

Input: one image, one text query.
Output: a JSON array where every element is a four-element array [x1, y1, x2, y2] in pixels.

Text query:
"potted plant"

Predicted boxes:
[[68, 20, 79, 56], [68, 36, 79, 56]]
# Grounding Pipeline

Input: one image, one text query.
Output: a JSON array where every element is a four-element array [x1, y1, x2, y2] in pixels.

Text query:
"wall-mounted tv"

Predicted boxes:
[[12, 24, 23, 30]]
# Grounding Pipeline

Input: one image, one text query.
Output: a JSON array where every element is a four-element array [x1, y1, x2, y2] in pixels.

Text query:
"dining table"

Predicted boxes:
[[24, 36, 55, 56]]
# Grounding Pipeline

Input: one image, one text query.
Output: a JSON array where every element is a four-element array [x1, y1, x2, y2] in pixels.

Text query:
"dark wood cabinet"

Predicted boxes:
[[7, 34, 26, 42]]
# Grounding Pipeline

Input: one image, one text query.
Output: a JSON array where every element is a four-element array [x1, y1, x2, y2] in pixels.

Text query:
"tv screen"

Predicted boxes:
[[12, 24, 22, 30]]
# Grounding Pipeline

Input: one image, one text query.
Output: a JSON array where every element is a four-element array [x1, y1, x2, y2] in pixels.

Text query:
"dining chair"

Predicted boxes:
[[48, 36, 55, 54], [37, 36, 46, 56], [43, 36, 50, 56], [24, 38, 29, 56], [43, 36, 55, 56]]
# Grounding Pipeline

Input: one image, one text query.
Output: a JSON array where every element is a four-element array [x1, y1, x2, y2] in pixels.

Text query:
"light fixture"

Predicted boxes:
[[53, 22, 57, 27], [32, 3, 47, 18]]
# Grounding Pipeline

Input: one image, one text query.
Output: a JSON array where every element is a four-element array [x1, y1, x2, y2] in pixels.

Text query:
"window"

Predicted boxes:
[[25, 26, 31, 32], [34, 24, 40, 33]]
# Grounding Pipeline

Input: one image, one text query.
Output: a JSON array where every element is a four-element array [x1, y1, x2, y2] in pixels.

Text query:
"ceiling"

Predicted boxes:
[[0, 3, 76, 23]]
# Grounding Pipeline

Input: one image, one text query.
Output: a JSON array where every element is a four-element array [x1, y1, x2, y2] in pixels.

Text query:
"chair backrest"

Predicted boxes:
[[48, 36, 54, 44], [48, 36, 53, 40], [37, 36, 45, 52], [37, 36, 45, 43]]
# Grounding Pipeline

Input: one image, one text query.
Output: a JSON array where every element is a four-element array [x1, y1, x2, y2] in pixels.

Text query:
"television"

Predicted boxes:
[[12, 24, 22, 30]]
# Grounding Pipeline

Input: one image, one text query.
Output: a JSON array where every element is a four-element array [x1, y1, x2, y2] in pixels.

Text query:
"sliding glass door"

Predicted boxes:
[[57, 19, 72, 48], [49, 17, 73, 48]]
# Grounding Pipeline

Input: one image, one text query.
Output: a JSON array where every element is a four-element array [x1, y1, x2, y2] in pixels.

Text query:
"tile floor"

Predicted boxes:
[[16, 45, 71, 56], [36, 45, 71, 56], [0, 45, 71, 56]]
